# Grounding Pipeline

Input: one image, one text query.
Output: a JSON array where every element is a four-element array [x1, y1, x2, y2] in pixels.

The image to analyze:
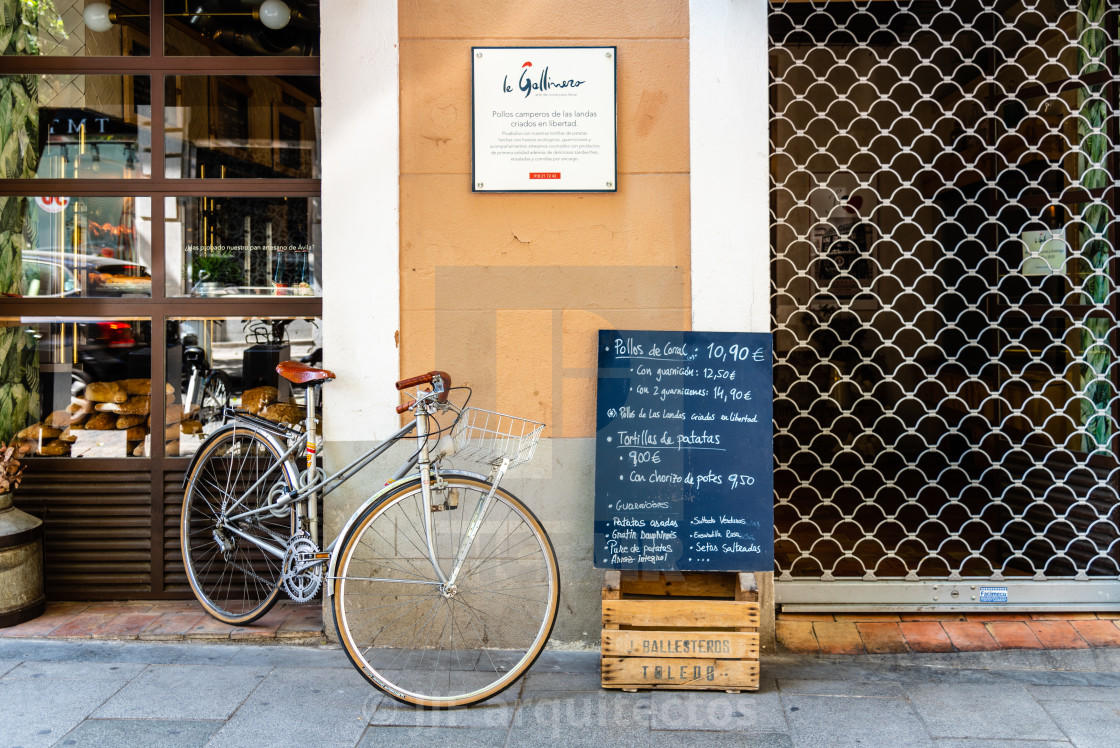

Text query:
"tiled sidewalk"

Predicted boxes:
[[0, 600, 325, 642], [777, 611, 1120, 654]]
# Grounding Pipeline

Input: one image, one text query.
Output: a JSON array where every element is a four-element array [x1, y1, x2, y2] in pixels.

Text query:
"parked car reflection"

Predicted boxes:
[[20, 250, 151, 298]]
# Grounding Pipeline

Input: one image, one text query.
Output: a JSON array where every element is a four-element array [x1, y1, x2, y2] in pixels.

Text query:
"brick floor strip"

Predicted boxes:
[[1069, 619, 1120, 648], [776, 620, 819, 653], [899, 622, 954, 652], [1026, 621, 1089, 650], [856, 622, 910, 654], [985, 621, 1043, 650], [813, 621, 866, 654], [942, 621, 1000, 651]]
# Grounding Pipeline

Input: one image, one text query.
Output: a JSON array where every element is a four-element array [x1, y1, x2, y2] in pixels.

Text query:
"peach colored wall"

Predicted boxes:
[[398, 0, 690, 437]]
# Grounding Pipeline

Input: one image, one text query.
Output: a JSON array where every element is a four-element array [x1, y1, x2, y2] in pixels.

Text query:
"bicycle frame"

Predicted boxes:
[[191, 383, 506, 594]]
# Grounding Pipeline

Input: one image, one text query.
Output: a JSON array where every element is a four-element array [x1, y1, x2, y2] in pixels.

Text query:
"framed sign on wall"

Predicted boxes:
[[472, 46, 617, 193]]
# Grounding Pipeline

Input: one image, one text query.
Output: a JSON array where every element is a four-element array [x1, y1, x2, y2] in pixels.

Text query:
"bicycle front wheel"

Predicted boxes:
[[332, 475, 560, 708], [181, 425, 298, 624]]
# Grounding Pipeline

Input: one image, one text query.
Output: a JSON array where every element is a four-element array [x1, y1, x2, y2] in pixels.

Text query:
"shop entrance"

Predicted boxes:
[[769, 0, 1120, 609]]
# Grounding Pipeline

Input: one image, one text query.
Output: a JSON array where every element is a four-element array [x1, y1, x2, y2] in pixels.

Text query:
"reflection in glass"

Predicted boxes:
[[164, 0, 319, 56], [166, 196, 321, 296], [16, 196, 152, 298], [2, 318, 153, 458], [165, 75, 320, 178], [2, 1, 150, 57], [167, 316, 321, 457], [0, 75, 152, 179]]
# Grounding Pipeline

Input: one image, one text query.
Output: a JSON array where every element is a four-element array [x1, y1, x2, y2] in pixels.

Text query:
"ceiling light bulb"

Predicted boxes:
[[258, 0, 291, 29], [83, 2, 115, 32]]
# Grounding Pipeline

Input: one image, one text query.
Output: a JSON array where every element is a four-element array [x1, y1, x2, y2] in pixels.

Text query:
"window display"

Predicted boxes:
[[3, 318, 153, 458], [167, 316, 321, 456]]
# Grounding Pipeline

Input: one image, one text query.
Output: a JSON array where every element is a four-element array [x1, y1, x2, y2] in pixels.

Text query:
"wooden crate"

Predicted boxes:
[[600, 570, 760, 693]]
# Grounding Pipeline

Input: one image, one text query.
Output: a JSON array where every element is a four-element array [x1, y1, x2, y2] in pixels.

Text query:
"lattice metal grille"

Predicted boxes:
[[769, 0, 1120, 587]]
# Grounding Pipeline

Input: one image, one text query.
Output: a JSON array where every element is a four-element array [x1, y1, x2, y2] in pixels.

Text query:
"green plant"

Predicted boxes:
[[0, 440, 30, 493], [192, 252, 243, 286]]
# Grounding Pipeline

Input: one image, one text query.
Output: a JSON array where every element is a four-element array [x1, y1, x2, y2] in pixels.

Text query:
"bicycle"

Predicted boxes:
[[179, 363, 559, 708]]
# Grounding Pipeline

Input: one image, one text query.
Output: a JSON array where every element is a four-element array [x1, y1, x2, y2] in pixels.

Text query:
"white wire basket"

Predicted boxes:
[[449, 408, 544, 470]]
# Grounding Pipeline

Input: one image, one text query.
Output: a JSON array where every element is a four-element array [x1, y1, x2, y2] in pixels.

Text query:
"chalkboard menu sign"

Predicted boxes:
[[594, 330, 774, 571]]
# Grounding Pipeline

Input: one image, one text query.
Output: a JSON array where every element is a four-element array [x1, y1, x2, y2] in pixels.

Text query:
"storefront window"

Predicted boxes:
[[164, 75, 320, 179], [15, 196, 152, 299], [2, 317, 153, 458], [0, 74, 151, 180], [164, 0, 319, 57], [2, 1, 151, 57], [167, 316, 321, 456], [165, 196, 320, 296]]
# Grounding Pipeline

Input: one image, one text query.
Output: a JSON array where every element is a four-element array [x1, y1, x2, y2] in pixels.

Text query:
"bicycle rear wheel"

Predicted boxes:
[[181, 425, 298, 624], [332, 474, 560, 708]]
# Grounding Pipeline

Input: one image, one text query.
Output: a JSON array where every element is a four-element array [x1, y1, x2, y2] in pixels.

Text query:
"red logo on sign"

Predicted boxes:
[[530, 172, 560, 180]]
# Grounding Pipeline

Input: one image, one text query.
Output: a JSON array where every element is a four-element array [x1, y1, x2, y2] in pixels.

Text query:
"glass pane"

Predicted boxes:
[[10, 196, 152, 298], [165, 195, 321, 296], [164, 0, 319, 56], [167, 316, 321, 457], [0, 318, 153, 458], [2, 1, 151, 56], [164, 75, 319, 178], [0, 74, 152, 179]]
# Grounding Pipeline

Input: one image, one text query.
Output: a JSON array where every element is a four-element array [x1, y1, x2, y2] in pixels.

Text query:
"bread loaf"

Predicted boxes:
[[126, 426, 148, 442], [68, 399, 93, 423], [117, 378, 151, 396], [260, 402, 303, 425], [85, 381, 128, 403], [58, 427, 78, 443], [116, 414, 145, 430], [16, 423, 62, 441], [241, 386, 278, 414], [86, 412, 117, 430], [46, 410, 72, 429], [180, 419, 203, 434], [37, 439, 71, 456]]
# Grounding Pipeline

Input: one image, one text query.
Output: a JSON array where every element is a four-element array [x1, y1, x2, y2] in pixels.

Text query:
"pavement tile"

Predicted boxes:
[[357, 726, 511, 747], [813, 621, 865, 654], [1027, 621, 1089, 650], [522, 671, 605, 692], [1031, 612, 1099, 621], [985, 621, 1043, 650], [899, 622, 954, 652], [185, 616, 236, 639], [138, 611, 208, 639], [903, 682, 1065, 741], [229, 606, 293, 640], [1026, 684, 1120, 702], [275, 605, 326, 638], [511, 690, 651, 748], [831, 613, 901, 622], [963, 613, 1033, 622], [55, 718, 222, 747], [650, 689, 787, 733], [0, 602, 90, 638], [942, 621, 999, 652], [91, 613, 163, 640], [0, 662, 143, 748], [47, 612, 121, 639], [776, 620, 819, 653], [650, 731, 793, 747], [1043, 700, 1120, 748], [207, 666, 375, 748], [777, 678, 904, 698], [372, 672, 521, 729], [856, 622, 910, 654], [782, 693, 933, 747], [94, 664, 271, 719], [1069, 620, 1120, 648]]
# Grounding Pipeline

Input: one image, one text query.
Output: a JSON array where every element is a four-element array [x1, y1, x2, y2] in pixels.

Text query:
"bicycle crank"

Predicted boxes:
[[281, 532, 324, 602]]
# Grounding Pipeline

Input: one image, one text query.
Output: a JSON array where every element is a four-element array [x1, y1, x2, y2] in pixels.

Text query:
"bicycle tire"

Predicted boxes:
[[181, 424, 298, 624], [332, 474, 560, 708]]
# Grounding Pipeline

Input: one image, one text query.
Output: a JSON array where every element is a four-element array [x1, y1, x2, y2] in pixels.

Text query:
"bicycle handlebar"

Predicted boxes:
[[395, 371, 452, 414]]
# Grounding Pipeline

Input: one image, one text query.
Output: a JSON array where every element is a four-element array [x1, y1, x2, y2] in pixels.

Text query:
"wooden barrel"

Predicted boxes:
[[0, 492, 45, 627]]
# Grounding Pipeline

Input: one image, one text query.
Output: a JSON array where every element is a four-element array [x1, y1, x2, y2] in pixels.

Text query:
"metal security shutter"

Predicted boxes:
[[769, 0, 1120, 610], [16, 463, 154, 598]]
